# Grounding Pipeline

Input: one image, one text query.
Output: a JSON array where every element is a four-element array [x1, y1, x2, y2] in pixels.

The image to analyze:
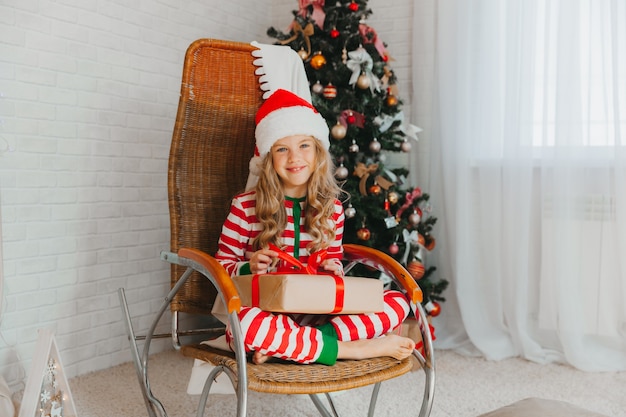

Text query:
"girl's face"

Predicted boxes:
[[271, 135, 317, 198]]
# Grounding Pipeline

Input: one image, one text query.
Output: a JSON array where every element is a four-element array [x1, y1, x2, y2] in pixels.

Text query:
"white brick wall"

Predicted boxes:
[[0, 0, 424, 394], [0, 0, 270, 393]]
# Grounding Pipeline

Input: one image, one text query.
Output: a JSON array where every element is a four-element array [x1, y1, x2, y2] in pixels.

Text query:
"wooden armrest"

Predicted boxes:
[[177, 248, 242, 313], [343, 244, 423, 305]]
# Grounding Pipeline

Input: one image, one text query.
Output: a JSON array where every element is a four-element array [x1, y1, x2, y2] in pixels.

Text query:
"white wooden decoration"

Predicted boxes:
[[19, 329, 76, 417]]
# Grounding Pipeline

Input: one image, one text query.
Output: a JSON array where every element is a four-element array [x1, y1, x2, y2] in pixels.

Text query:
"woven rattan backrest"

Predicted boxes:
[[169, 39, 261, 314]]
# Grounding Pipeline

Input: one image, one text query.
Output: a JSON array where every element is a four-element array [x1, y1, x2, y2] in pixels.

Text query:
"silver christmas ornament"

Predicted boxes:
[[369, 138, 381, 153], [345, 204, 356, 218]]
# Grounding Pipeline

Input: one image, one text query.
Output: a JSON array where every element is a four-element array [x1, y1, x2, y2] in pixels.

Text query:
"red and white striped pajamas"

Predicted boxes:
[[216, 191, 410, 364], [226, 290, 410, 364]]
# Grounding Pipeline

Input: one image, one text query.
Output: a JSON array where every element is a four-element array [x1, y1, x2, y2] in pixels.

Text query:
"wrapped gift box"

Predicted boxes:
[[233, 274, 384, 314], [393, 316, 434, 371]]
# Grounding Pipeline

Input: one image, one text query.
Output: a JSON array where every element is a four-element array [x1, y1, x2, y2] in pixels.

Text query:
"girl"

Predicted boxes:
[[216, 89, 415, 365]]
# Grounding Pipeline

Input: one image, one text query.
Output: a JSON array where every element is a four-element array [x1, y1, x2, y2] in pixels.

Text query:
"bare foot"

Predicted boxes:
[[337, 334, 416, 361], [252, 350, 271, 364]]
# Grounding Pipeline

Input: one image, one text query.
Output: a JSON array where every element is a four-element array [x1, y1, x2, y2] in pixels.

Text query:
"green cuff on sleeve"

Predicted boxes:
[[239, 262, 251, 275]]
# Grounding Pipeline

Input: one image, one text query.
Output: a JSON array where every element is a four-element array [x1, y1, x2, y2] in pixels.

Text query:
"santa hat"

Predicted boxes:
[[246, 89, 330, 190]]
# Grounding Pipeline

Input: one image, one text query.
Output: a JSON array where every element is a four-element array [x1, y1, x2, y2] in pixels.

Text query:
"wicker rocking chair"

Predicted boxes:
[[118, 38, 435, 417]]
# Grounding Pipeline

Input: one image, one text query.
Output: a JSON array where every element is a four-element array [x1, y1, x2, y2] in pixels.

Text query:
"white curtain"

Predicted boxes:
[[417, 0, 626, 371]]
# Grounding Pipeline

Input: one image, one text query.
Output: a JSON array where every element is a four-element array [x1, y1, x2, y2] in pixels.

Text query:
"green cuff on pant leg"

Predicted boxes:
[[316, 322, 338, 339], [315, 331, 338, 366]]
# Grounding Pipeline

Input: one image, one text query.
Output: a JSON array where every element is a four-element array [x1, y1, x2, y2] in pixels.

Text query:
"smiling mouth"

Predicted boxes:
[[287, 166, 306, 172]]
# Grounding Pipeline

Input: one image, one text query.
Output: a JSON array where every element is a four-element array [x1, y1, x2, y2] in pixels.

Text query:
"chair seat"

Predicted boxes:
[[181, 343, 414, 395]]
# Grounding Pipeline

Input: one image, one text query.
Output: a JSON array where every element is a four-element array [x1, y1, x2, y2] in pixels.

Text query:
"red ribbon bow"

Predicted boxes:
[[358, 24, 387, 59], [250, 244, 345, 313], [268, 243, 329, 274], [298, 0, 326, 30]]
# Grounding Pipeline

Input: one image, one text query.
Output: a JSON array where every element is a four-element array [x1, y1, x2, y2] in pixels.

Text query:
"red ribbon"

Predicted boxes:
[[331, 275, 345, 313], [339, 109, 365, 128], [358, 24, 387, 59], [415, 323, 436, 353], [268, 243, 329, 274], [252, 274, 261, 308]]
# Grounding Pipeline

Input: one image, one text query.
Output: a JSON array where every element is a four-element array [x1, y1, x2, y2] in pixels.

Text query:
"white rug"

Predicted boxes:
[[63, 349, 625, 417]]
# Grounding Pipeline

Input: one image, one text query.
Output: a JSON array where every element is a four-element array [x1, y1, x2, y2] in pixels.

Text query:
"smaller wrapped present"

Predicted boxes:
[[393, 316, 435, 371], [233, 273, 384, 314]]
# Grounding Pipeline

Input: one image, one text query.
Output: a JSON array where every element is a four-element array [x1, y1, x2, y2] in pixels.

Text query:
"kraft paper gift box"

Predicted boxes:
[[393, 316, 435, 371], [233, 273, 384, 315]]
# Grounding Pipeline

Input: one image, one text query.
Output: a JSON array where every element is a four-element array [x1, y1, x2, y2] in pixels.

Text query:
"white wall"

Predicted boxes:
[[0, 0, 418, 394]]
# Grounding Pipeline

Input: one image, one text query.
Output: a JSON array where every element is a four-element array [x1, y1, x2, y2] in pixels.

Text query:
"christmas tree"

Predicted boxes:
[[267, 0, 447, 316]]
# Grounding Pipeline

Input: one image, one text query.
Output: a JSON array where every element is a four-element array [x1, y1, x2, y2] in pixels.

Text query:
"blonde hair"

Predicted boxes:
[[253, 139, 343, 253]]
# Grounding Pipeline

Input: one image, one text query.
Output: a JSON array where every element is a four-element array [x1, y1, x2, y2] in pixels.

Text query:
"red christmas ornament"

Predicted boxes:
[[429, 301, 442, 317], [330, 28, 340, 38], [425, 235, 436, 251], [356, 227, 371, 241], [348, 1, 359, 12], [382, 54, 389, 62], [388, 242, 400, 255], [368, 183, 381, 195], [407, 260, 425, 280]]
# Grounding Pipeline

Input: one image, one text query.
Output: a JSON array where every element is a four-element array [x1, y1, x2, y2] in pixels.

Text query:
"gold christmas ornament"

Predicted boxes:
[[310, 52, 327, 70], [356, 73, 371, 89], [298, 48, 310, 60], [388, 191, 399, 205], [331, 122, 347, 139], [386, 93, 398, 107], [357, 227, 371, 241]]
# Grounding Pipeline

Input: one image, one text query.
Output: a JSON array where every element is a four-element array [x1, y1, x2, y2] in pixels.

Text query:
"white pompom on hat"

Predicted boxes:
[[246, 89, 330, 190]]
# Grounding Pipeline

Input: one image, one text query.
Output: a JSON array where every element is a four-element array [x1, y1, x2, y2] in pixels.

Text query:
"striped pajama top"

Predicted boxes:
[[216, 190, 345, 276]]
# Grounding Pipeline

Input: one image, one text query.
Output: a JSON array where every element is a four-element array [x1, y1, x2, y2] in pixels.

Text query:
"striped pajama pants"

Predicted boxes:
[[225, 290, 411, 364]]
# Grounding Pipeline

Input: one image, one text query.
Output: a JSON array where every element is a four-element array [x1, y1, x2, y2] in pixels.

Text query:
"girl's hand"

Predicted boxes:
[[320, 258, 344, 277], [249, 249, 278, 274]]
